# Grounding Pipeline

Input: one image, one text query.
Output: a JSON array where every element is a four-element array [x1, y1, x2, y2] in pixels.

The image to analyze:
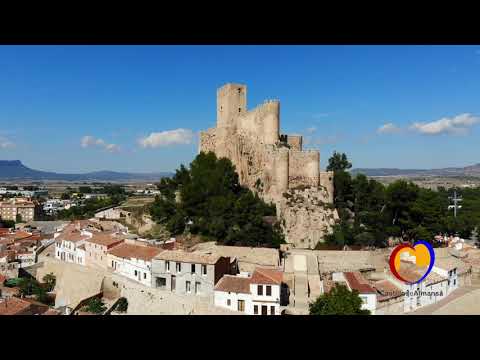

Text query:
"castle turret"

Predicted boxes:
[[217, 83, 247, 129], [275, 148, 289, 194], [262, 100, 280, 145], [305, 151, 320, 186]]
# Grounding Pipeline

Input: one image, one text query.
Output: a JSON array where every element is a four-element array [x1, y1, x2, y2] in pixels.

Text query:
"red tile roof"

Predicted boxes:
[[250, 268, 283, 285], [0, 274, 6, 284], [344, 272, 376, 294], [0, 297, 33, 315], [86, 233, 125, 248], [214, 275, 251, 294], [108, 243, 162, 261], [373, 279, 403, 301]]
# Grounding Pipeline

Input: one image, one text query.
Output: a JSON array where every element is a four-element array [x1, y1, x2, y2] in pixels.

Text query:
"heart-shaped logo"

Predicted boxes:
[[389, 240, 435, 284]]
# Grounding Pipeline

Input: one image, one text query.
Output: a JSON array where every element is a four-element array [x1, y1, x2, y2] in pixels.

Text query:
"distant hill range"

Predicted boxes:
[[350, 163, 480, 177], [0, 160, 172, 181]]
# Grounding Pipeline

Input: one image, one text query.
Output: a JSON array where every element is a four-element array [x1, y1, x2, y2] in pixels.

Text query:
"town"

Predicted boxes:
[[1, 83, 480, 316]]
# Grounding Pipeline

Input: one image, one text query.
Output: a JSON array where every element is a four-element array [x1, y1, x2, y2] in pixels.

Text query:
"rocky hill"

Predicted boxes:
[[0, 160, 172, 181]]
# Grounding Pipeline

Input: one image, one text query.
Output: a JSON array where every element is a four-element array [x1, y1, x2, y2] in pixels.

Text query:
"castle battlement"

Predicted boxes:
[[200, 83, 337, 249]]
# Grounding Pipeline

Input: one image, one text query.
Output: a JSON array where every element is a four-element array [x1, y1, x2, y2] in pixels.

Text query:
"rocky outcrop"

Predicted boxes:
[[277, 187, 338, 249], [199, 83, 338, 249]]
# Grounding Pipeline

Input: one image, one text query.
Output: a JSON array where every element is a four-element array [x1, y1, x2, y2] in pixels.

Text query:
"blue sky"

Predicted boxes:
[[0, 45, 479, 173]]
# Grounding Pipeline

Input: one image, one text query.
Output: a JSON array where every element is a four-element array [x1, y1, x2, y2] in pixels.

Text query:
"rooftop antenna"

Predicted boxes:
[[448, 189, 462, 218]]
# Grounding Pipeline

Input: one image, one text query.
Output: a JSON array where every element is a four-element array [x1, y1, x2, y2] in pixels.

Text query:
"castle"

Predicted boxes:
[[200, 83, 338, 249]]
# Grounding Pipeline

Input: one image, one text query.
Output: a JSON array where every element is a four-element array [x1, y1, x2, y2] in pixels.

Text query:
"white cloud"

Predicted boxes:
[[0, 136, 15, 149], [409, 113, 479, 135], [377, 122, 401, 134], [80, 135, 120, 152], [139, 128, 195, 148]]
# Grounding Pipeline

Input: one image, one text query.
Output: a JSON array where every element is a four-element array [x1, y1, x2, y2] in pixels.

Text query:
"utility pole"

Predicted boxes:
[[448, 189, 462, 218]]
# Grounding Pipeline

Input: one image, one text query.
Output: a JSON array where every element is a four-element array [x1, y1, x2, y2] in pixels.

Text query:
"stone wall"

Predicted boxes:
[[199, 83, 337, 249]]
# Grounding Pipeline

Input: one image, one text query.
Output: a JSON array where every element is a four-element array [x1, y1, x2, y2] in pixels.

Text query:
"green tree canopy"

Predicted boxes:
[[150, 152, 284, 248], [326, 151, 352, 172], [309, 284, 370, 315]]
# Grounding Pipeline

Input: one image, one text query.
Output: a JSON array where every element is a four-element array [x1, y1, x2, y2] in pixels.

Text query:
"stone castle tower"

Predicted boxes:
[[200, 83, 338, 249]]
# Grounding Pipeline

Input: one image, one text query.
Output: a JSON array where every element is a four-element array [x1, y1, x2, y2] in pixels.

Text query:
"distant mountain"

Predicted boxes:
[[0, 160, 172, 181], [350, 163, 480, 177]]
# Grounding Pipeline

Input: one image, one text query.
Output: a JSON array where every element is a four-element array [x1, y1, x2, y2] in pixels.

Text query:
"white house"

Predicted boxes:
[[214, 268, 284, 315], [387, 260, 448, 313], [332, 271, 377, 314], [54, 223, 93, 265], [107, 243, 162, 287]]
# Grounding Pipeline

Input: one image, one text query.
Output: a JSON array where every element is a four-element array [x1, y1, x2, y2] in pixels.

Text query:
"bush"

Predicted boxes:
[[115, 297, 128, 312]]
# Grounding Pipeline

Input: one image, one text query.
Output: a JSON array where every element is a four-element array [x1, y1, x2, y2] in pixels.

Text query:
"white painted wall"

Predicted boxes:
[[108, 254, 153, 287], [214, 290, 252, 314]]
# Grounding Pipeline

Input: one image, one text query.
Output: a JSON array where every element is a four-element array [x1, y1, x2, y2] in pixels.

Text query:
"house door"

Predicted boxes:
[[261, 305, 268, 315], [171, 275, 176, 291]]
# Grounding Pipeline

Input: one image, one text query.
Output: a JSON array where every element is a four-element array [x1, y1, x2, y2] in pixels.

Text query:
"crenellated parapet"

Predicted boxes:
[[199, 83, 338, 249]]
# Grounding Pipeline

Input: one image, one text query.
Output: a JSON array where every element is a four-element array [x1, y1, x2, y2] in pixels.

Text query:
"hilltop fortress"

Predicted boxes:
[[200, 83, 338, 249]]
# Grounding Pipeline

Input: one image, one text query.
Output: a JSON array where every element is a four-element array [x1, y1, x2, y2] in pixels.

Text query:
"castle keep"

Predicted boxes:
[[200, 83, 338, 249]]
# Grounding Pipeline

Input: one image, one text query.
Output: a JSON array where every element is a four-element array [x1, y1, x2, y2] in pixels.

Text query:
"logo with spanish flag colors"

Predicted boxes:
[[389, 240, 435, 284]]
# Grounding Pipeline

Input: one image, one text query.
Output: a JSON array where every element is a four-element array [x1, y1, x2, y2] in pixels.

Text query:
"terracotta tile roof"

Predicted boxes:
[[434, 256, 464, 271], [250, 268, 283, 285], [154, 250, 222, 265], [344, 272, 376, 294], [214, 275, 251, 294], [397, 261, 447, 286], [0, 297, 33, 315], [0, 274, 6, 284], [373, 279, 403, 301], [57, 229, 90, 243], [86, 233, 125, 248], [0, 228, 10, 235], [108, 243, 162, 261]]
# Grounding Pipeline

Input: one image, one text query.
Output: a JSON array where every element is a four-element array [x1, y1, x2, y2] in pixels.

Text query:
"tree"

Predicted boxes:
[[115, 297, 128, 313], [309, 284, 370, 315], [42, 273, 56, 292], [78, 186, 93, 194], [84, 297, 107, 314], [150, 152, 284, 248], [326, 151, 352, 172], [60, 192, 71, 200]]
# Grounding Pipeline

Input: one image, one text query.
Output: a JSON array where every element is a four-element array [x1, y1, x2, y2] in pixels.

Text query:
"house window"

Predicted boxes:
[[134, 270, 138, 276], [227, 299, 231, 306], [156, 277, 166, 288], [191, 264, 196, 273], [144, 273, 147, 280], [237, 300, 245, 312], [454, 279, 457, 286], [176, 262, 181, 273], [171, 275, 176, 291], [165, 261, 170, 272], [254, 305, 258, 315], [186, 281, 191, 293], [111, 260, 114, 267], [202, 264, 207, 275], [261, 305, 268, 315], [453, 268, 457, 275], [266, 285, 272, 296], [257, 285, 263, 296], [238, 107, 241, 113], [195, 281, 201, 294], [270, 306, 275, 315]]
